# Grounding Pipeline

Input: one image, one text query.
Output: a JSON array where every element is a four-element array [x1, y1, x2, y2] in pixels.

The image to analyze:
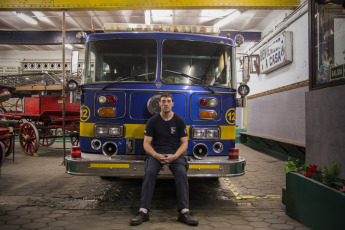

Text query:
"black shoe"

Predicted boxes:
[[178, 211, 198, 226], [130, 211, 149, 226]]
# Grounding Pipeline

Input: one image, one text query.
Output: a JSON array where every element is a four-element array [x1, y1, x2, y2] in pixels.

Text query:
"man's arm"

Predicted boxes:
[[143, 135, 167, 164], [164, 136, 188, 164]]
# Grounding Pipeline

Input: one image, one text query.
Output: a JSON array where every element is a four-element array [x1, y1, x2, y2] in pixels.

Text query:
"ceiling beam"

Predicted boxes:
[[0, 0, 299, 11]]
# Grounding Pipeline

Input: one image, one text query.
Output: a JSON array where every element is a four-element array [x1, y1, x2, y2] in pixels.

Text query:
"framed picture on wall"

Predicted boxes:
[[250, 54, 260, 74]]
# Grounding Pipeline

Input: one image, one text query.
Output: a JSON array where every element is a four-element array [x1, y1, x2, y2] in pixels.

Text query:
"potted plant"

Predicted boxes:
[[283, 160, 345, 230]]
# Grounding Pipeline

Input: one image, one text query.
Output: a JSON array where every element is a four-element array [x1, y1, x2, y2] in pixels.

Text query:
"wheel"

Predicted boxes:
[[1, 137, 13, 157], [19, 122, 39, 156], [39, 128, 56, 147], [70, 122, 80, 146]]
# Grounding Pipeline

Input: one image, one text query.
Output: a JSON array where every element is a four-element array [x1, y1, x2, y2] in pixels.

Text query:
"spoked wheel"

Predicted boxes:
[[1, 137, 13, 157], [19, 122, 39, 156], [39, 128, 56, 147], [70, 122, 80, 146]]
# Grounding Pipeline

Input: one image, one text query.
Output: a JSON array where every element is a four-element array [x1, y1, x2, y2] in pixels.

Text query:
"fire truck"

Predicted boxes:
[[65, 24, 247, 177]]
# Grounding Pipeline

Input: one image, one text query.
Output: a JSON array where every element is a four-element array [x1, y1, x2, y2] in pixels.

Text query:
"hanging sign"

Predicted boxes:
[[259, 31, 293, 74]]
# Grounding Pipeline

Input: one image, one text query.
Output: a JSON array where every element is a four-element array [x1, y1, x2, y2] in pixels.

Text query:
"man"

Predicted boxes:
[[130, 92, 198, 226]]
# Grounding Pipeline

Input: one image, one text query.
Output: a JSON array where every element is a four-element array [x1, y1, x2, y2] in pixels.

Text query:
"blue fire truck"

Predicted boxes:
[[65, 24, 246, 177]]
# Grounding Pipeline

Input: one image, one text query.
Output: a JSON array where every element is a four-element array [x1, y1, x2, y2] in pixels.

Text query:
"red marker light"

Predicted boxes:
[[199, 98, 207, 107], [108, 95, 116, 104], [71, 146, 81, 158]]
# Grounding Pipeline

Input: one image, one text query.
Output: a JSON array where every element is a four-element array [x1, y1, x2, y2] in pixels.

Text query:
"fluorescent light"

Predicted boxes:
[[151, 10, 172, 17], [15, 12, 37, 25], [151, 10, 172, 24], [33, 11, 53, 23], [145, 10, 151, 25], [213, 10, 241, 28], [201, 9, 236, 18], [65, 44, 73, 49]]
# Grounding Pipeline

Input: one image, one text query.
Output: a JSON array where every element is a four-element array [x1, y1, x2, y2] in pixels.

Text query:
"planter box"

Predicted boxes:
[[285, 172, 345, 230]]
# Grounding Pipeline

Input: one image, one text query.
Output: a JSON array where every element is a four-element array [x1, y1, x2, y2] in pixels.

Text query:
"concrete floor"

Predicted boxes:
[[0, 143, 310, 230]]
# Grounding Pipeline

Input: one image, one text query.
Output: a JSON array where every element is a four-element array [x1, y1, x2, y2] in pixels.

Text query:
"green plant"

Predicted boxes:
[[284, 157, 308, 175], [322, 161, 343, 189]]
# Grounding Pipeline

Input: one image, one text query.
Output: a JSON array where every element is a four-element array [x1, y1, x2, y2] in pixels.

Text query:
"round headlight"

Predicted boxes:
[[238, 84, 250, 97], [208, 98, 218, 107], [98, 96, 107, 104], [67, 80, 78, 91]]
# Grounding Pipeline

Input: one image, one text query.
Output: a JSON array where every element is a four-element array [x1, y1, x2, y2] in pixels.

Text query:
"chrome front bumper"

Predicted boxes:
[[65, 153, 245, 178]]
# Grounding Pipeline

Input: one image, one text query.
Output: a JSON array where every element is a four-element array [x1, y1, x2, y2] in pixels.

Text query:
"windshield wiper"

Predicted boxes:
[[164, 70, 215, 94], [101, 72, 155, 90]]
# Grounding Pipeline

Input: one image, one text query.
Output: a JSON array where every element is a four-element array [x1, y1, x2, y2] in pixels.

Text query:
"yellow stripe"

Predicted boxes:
[[189, 164, 220, 169], [90, 163, 130, 168], [80, 122, 95, 137], [125, 124, 146, 138], [80, 123, 234, 140], [220, 125, 236, 140]]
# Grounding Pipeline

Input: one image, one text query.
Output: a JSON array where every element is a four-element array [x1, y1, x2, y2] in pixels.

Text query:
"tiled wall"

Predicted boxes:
[[247, 86, 307, 144], [306, 84, 345, 179]]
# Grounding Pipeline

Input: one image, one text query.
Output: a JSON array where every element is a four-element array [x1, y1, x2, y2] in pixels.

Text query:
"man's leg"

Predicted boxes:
[[170, 156, 198, 226], [130, 155, 162, 226], [169, 156, 189, 210], [140, 155, 162, 210]]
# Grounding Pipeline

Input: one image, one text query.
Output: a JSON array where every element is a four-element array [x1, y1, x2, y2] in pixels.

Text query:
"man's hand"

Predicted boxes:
[[163, 154, 177, 165], [154, 154, 169, 165]]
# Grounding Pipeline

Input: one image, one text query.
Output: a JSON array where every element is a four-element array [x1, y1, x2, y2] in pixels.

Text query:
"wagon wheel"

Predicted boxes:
[[39, 128, 56, 147], [19, 122, 39, 156], [70, 122, 80, 146], [1, 136, 13, 157]]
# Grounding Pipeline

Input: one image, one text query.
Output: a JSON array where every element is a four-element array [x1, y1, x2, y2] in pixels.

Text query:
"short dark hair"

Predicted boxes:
[[160, 92, 173, 102]]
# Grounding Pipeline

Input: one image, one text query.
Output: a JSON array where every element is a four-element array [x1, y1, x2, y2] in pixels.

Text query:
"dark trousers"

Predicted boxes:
[[140, 155, 189, 211]]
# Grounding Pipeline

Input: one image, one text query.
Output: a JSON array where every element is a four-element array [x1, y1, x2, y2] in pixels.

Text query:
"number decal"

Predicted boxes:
[[80, 105, 90, 122], [225, 108, 236, 125]]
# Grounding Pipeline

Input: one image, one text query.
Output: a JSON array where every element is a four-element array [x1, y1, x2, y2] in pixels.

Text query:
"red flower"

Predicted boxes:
[[309, 164, 318, 173], [339, 185, 345, 193], [304, 172, 312, 177]]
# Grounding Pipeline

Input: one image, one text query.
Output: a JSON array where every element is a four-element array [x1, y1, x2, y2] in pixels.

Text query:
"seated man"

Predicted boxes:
[[130, 92, 198, 226]]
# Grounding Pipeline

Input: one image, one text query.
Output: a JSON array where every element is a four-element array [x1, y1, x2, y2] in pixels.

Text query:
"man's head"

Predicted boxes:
[[159, 93, 174, 114]]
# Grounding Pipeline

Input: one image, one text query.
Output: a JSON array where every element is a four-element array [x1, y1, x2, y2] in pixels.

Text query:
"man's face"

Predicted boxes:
[[159, 96, 174, 114]]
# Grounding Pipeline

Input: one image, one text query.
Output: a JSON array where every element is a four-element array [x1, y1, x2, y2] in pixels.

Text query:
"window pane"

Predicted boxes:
[[162, 39, 232, 88], [314, 3, 345, 86], [83, 39, 157, 84]]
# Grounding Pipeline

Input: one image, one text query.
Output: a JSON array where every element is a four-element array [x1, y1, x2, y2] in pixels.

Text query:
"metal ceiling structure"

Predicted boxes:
[[0, 0, 300, 52], [0, 0, 299, 10]]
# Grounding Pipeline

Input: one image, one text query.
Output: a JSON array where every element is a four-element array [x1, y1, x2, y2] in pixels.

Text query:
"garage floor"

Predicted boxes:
[[0, 143, 309, 230]]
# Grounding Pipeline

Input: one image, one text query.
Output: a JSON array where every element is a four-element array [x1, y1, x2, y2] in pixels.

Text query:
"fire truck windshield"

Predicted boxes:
[[161, 39, 232, 87], [83, 38, 157, 84]]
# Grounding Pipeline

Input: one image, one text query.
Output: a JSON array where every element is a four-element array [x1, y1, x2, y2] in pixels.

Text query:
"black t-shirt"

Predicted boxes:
[[144, 113, 187, 154]]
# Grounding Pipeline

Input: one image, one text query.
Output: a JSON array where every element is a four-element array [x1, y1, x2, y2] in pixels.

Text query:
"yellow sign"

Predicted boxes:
[[225, 108, 236, 125], [80, 105, 90, 122]]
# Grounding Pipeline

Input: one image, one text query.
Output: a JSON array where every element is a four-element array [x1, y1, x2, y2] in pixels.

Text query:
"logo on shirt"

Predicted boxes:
[[171, 127, 176, 134]]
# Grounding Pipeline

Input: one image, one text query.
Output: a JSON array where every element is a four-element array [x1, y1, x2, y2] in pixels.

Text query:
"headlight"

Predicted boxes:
[[66, 80, 79, 91], [94, 124, 123, 138], [192, 127, 220, 140]]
